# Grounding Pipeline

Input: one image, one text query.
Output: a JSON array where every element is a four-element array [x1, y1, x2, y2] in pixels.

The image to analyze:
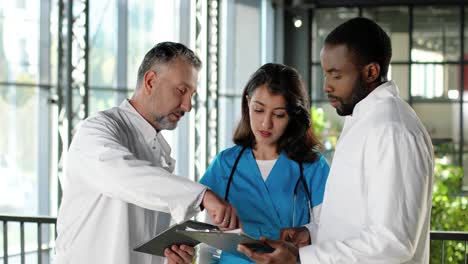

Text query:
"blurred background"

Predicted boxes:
[[0, 0, 467, 263]]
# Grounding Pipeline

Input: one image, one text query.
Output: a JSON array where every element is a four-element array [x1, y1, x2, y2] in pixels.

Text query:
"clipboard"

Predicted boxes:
[[133, 220, 219, 257], [176, 229, 274, 258]]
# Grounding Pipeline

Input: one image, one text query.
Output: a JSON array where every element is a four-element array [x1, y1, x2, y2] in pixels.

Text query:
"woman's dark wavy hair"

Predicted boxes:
[[233, 63, 322, 162]]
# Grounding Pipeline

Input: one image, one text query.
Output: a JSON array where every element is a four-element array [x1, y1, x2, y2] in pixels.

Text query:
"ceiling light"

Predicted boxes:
[[293, 16, 303, 28]]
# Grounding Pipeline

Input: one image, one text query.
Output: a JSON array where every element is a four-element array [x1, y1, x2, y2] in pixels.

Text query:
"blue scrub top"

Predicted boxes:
[[200, 145, 329, 264]]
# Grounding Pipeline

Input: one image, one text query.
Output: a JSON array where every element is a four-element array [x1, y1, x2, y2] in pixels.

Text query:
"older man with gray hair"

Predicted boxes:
[[55, 42, 238, 264]]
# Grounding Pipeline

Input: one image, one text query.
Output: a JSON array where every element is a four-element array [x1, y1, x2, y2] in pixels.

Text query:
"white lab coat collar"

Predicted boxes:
[[119, 99, 158, 140], [350, 80, 399, 119], [119, 99, 174, 169]]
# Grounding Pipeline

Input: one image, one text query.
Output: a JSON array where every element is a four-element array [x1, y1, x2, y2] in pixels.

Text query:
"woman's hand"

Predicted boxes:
[[164, 244, 195, 264]]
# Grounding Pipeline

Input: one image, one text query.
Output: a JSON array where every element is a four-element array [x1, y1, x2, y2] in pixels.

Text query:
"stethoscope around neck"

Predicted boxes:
[[224, 146, 313, 226]]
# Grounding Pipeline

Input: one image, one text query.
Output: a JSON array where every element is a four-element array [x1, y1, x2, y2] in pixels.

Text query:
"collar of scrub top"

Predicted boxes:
[[225, 145, 313, 227]]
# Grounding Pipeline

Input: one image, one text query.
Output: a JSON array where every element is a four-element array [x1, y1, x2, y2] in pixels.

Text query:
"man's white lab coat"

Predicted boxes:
[[55, 100, 207, 264], [301, 81, 434, 263]]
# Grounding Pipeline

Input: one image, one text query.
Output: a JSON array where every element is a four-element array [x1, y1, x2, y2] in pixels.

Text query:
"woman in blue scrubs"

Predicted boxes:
[[199, 63, 330, 263]]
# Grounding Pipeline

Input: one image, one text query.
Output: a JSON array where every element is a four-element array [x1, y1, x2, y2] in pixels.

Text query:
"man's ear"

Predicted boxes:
[[362, 63, 381, 84], [143, 70, 157, 95]]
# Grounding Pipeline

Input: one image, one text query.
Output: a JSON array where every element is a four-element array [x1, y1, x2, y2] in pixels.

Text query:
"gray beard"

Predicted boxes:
[[155, 115, 177, 130]]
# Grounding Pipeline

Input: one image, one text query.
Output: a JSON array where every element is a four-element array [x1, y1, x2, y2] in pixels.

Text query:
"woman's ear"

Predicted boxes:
[[363, 63, 381, 84], [246, 95, 251, 106]]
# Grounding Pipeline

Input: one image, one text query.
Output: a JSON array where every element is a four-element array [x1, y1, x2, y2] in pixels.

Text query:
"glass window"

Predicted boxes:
[[310, 65, 325, 101], [89, 89, 119, 115], [465, 7, 468, 63], [234, 0, 261, 92], [389, 64, 409, 101], [411, 64, 459, 100], [0, 1, 40, 83], [218, 0, 262, 152], [311, 8, 359, 63], [415, 102, 460, 141], [363, 6, 409, 62], [0, 84, 41, 214], [89, 89, 134, 118], [0, 0, 53, 221], [413, 6, 460, 62], [413, 103, 461, 163], [219, 0, 261, 96], [88, 0, 181, 116], [49, 0, 59, 87], [464, 65, 468, 102], [218, 96, 242, 151], [127, 0, 179, 89], [0, 12, 56, 264], [89, 0, 117, 88]]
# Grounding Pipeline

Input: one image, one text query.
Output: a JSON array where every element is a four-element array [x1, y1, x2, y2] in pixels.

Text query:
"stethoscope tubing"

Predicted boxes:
[[224, 146, 313, 226]]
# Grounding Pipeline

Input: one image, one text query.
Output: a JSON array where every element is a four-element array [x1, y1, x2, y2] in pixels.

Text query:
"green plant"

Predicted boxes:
[[430, 162, 468, 263], [311, 107, 326, 137]]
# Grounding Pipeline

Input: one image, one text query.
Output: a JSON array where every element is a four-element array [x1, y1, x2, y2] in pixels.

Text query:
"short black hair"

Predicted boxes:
[[325, 17, 392, 80], [136, 42, 202, 87]]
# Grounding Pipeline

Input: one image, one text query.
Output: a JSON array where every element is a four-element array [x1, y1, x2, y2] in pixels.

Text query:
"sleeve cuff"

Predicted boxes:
[[299, 244, 317, 263], [196, 188, 208, 212], [171, 185, 208, 223]]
